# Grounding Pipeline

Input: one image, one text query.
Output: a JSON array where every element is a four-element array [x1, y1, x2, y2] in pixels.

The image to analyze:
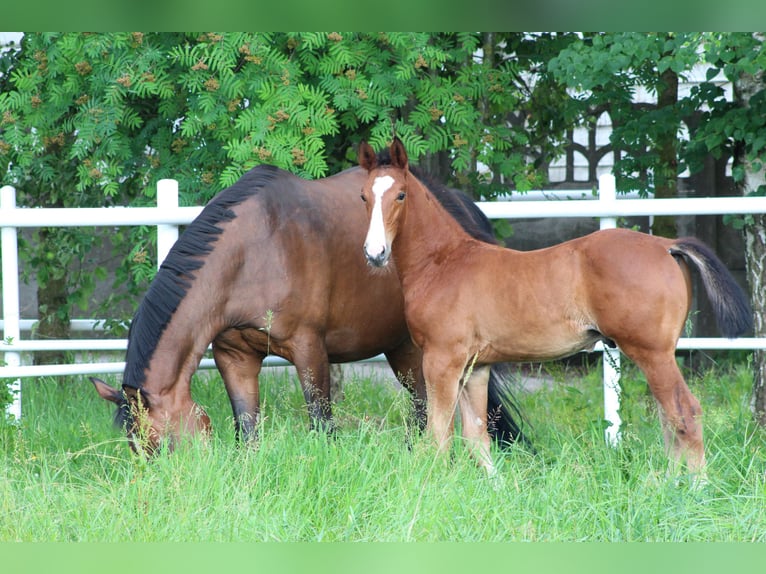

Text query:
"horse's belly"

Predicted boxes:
[[481, 328, 602, 363], [324, 323, 407, 363]]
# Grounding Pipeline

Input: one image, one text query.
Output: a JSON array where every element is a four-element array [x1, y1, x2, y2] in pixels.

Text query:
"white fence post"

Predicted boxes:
[[1, 185, 21, 421], [598, 174, 622, 447], [156, 179, 179, 268]]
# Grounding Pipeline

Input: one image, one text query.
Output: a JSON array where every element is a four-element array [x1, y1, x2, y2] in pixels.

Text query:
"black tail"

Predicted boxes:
[[487, 365, 534, 453], [669, 237, 752, 338]]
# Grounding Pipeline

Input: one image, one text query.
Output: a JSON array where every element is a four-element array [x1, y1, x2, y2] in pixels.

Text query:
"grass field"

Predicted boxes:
[[1, 356, 765, 541]]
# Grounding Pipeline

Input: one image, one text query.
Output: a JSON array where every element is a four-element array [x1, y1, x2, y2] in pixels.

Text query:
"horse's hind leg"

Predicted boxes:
[[458, 364, 494, 473], [622, 346, 706, 474], [212, 334, 265, 443], [385, 339, 427, 432], [290, 331, 333, 433]]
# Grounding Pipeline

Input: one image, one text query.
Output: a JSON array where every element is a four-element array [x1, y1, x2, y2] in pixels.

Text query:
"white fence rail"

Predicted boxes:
[[3, 175, 766, 441]]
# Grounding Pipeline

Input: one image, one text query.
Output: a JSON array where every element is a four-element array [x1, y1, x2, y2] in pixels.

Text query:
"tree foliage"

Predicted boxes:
[[0, 32, 557, 353], [686, 32, 766, 191], [549, 33, 704, 238], [692, 32, 766, 423]]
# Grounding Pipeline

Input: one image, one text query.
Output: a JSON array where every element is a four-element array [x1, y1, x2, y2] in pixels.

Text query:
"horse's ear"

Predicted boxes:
[[90, 377, 123, 405], [358, 141, 378, 171], [390, 137, 408, 170]]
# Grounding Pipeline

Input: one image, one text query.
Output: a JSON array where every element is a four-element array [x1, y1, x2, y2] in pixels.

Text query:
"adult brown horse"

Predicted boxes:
[[358, 138, 751, 476], [91, 160, 527, 454]]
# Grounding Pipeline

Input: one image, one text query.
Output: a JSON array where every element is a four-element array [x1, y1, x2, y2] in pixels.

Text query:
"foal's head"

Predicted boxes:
[[358, 138, 411, 267], [91, 377, 211, 456]]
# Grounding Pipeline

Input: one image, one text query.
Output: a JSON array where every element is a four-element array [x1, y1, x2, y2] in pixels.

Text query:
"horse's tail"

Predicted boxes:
[[669, 237, 752, 338], [487, 364, 535, 453]]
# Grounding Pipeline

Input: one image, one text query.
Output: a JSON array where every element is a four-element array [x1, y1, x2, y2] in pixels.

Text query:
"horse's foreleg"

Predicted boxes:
[[624, 347, 706, 474], [459, 364, 494, 473], [422, 350, 465, 458], [385, 339, 427, 432], [212, 338, 265, 443]]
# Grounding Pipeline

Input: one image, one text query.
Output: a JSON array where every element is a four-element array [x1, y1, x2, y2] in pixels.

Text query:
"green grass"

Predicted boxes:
[[1, 359, 765, 541]]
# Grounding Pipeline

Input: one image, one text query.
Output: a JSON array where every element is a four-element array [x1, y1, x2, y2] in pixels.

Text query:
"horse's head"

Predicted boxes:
[[358, 138, 410, 268], [91, 377, 211, 456]]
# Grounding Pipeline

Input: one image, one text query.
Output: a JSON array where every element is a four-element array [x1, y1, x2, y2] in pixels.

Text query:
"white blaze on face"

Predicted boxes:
[[364, 175, 395, 262]]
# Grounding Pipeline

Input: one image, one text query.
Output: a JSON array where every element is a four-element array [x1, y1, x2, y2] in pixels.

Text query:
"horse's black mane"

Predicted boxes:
[[122, 164, 280, 390], [375, 148, 497, 245]]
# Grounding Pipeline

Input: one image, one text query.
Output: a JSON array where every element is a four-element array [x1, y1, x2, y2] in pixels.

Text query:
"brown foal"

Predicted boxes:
[[358, 138, 751, 475]]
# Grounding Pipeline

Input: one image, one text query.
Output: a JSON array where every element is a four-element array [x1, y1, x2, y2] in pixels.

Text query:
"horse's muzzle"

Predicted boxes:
[[364, 246, 390, 268]]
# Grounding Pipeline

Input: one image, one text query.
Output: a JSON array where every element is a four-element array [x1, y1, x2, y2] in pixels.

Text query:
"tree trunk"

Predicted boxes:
[[651, 64, 679, 238], [745, 215, 766, 424], [421, 150, 453, 185], [33, 227, 70, 366], [733, 32, 766, 425]]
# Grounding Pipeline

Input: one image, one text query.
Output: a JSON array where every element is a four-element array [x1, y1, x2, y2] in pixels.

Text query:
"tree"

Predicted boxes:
[[692, 32, 766, 423], [1, 32, 553, 368], [1, 32, 350, 361], [548, 32, 701, 237], [285, 32, 561, 197]]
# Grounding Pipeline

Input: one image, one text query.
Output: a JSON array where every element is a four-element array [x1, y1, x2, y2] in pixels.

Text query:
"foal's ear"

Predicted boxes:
[[390, 137, 408, 170], [90, 377, 123, 405], [358, 141, 378, 171]]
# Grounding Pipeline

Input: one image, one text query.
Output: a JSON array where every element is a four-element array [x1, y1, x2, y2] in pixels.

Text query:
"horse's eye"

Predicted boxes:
[[397, 192, 406, 201], [360, 193, 367, 203]]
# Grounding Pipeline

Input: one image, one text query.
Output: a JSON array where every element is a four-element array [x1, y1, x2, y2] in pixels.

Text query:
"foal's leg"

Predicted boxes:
[[385, 339, 427, 432], [458, 364, 494, 472], [212, 335, 265, 442], [623, 346, 706, 474], [422, 350, 465, 457]]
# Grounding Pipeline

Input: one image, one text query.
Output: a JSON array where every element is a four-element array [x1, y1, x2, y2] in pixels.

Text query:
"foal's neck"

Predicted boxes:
[[392, 175, 473, 282]]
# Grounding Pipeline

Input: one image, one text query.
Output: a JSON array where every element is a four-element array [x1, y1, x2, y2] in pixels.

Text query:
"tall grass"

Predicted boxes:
[[1, 359, 765, 541]]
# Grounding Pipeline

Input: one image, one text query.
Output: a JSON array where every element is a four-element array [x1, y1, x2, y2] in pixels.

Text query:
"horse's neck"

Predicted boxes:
[[393, 182, 471, 283], [136, 297, 223, 397]]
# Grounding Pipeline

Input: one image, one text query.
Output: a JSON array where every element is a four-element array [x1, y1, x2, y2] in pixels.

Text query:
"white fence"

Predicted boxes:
[[3, 174, 766, 444]]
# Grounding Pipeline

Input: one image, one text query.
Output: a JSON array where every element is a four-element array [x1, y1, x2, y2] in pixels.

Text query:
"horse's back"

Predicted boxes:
[[227, 165, 365, 227], [574, 228, 683, 287], [216, 164, 367, 253]]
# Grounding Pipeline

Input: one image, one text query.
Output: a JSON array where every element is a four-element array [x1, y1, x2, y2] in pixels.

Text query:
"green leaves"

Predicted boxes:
[[2, 33, 555, 202]]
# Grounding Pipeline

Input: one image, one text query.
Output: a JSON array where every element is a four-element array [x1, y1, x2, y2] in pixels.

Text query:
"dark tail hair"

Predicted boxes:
[[487, 365, 535, 452], [669, 237, 752, 338]]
